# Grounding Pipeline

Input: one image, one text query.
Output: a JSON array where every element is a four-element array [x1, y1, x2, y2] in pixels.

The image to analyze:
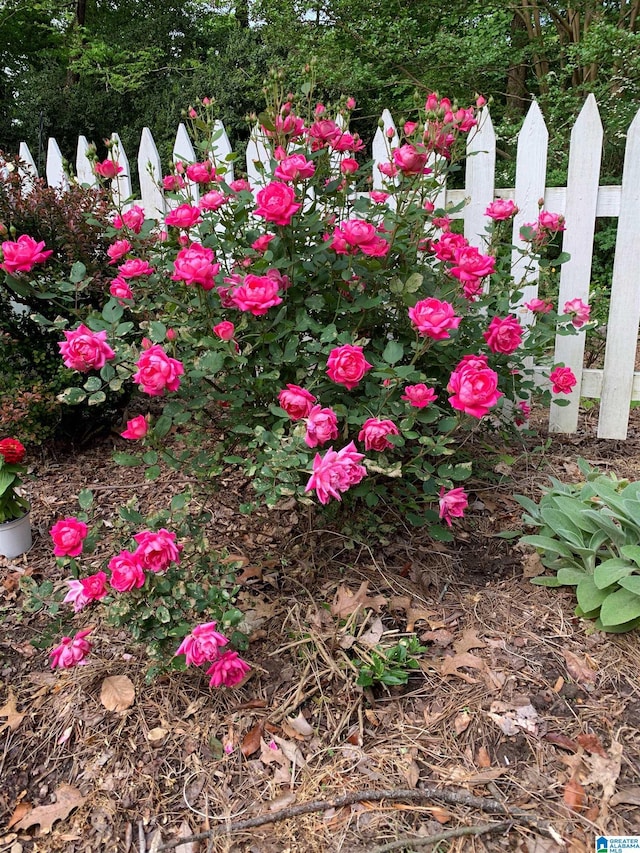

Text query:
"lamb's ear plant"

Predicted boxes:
[[517, 458, 640, 632]]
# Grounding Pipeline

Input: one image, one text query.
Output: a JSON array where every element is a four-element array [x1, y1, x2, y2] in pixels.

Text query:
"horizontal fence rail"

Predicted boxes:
[[13, 95, 640, 439]]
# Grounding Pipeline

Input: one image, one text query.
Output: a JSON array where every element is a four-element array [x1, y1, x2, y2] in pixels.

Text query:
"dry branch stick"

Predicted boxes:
[[372, 821, 512, 853], [156, 786, 558, 851]]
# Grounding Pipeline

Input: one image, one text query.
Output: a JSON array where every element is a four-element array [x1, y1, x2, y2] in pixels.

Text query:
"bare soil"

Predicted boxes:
[[2, 406, 640, 853]]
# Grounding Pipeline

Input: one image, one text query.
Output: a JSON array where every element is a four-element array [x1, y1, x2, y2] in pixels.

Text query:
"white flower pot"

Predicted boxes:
[[0, 512, 32, 559]]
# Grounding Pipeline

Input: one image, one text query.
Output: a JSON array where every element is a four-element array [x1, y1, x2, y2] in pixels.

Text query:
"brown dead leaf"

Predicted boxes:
[[428, 806, 452, 824], [563, 777, 586, 812], [476, 746, 491, 768], [576, 733, 607, 757], [364, 709, 380, 726], [405, 606, 438, 632], [420, 628, 454, 647], [403, 759, 420, 789], [611, 786, 640, 807], [331, 582, 386, 619], [359, 616, 385, 646], [285, 711, 314, 739], [583, 739, 622, 820], [453, 629, 486, 654], [563, 650, 596, 688], [174, 819, 199, 853], [100, 675, 135, 712], [522, 551, 546, 578], [147, 727, 168, 747], [545, 731, 579, 753], [241, 721, 263, 757], [453, 710, 472, 735], [268, 792, 296, 811], [14, 783, 85, 834], [236, 564, 263, 584], [486, 702, 539, 736], [7, 801, 33, 829], [0, 690, 26, 732], [440, 652, 485, 683]]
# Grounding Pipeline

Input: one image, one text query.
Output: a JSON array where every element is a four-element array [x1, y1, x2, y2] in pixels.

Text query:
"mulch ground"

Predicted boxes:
[[2, 405, 640, 853]]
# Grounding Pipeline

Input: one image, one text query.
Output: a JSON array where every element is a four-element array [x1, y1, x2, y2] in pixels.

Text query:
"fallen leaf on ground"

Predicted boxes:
[[147, 727, 168, 746], [285, 711, 314, 738], [563, 650, 596, 688], [453, 710, 471, 734], [174, 819, 199, 853], [486, 702, 539, 736], [583, 739, 622, 820], [0, 689, 26, 732], [611, 786, 640, 807], [100, 675, 135, 712], [331, 582, 386, 619], [268, 791, 296, 811], [476, 746, 491, 768], [241, 721, 263, 757], [440, 652, 485, 683], [545, 732, 579, 753], [420, 628, 454, 647], [359, 616, 385, 646], [522, 551, 546, 578], [14, 783, 85, 834], [7, 801, 33, 829], [576, 733, 607, 757], [453, 628, 486, 654], [563, 777, 586, 812]]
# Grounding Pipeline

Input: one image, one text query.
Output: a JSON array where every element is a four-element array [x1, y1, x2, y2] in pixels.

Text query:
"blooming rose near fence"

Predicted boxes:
[[0, 76, 592, 682]]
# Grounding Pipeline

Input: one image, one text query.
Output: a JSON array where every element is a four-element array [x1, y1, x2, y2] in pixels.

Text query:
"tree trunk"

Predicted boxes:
[[506, 11, 528, 115], [236, 0, 250, 28]]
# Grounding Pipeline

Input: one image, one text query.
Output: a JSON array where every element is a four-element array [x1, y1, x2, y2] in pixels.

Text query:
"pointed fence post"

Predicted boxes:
[[372, 110, 398, 192], [246, 123, 271, 192], [597, 107, 640, 439], [464, 108, 496, 249], [18, 142, 38, 193], [211, 120, 234, 183], [549, 95, 603, 434], [46, 138, 69, 190], [173, 123, 199, 204], [138, 128, 165, 219], [76, 136, 98, 187], [110, 133, 133, 209], [510, 101, 549, 321]]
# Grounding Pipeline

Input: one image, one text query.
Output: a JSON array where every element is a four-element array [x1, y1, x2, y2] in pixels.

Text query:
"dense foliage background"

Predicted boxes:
[[1, 0, 639, 181]]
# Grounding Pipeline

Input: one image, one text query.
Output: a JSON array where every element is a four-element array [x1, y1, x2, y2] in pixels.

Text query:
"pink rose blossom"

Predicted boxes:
[[447, 354, 503, 418], [132, 345, 184, 396], [254, 182, 301, 226], [450, 246, 496, 283], [326, 344, 372, 390], [378, 161, 398, 178], [401, 384, 438, 408], [274, 154, 315, 182], [200, 190, 227, 212], [308, 119, 341, 148], [59, 324, 116, 372], [121, 415, 148, 440], [330, 131, 364, 153], [392, 143, 430, 175], [206, 650, 251, 688], [186, 162, 216, 183], [563, 298, 590, 328], [252, 233, 275, 253], [1, 234, 53, 275], [329, 219, 389, 257], [549, 366, 577, 394], [370, 190, 389, 204], [346, 97, 356, 110], [163, 174, 185, 192], [305, 406, 339, 448], [305, 442, 367, 505], [537, 210, 565, 233], [514, 400, 531, 426], [278, 384, 316, 420], [483, 315, 524, 354], [229, 178, 251, 193], [50, 517, 89, 558], [64, 571, 108, 612], [107, 239, 132, 264], [431, 232, 468, 262], [172, 243, 220, 290], [404, 121, 418, 136], [340, 157, 359, 175], [175, 622, 229, 667], [358, 418, 400, 452], [165, 204, 202, 229], [409, 298, 461, 340], [109, 277, 133, 302], [213, 321, 235, 341], [109, 550, 146, 592], [50, 628, 92, 670], [133, 528, 182, 573], [114, 205, 145, 234], [485, 199, 518, 220], [118, 258, 154, 279], [438, 487, 468, 527], [230, 273, 283, 315], [94, 158, 123, 180], [525, 298, 553, 314]]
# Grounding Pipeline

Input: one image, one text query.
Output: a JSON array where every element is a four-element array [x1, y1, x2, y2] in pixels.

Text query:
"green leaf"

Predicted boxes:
[[556, 566, 587, 585], [593, 558, 635, 589], [77, 489, 94, 511], [530, 575, 564, 587], [170, 493, 189, 511], [382, 340, 404, 365], [599, 587, 640, 627], [113, 452, 141, 467], [519, 535, 574, 559], [156, 605, 171, 623], [437, 461, 472, 481], [145, 465, 161, 480], [88, 391, 106, 406], [149, 320, 167, 342], [576, 576, 609, 613], [154, 415, 173, 438], [83, 376, 102, 392], [57, 387, 87, 405], [70, 261, 87, 283], [620, 545, 640, 567], [143, 451, 158, 465], [618, 575, 640, 595], [102, 299, 124, 323], [404, 272, 423, 293]]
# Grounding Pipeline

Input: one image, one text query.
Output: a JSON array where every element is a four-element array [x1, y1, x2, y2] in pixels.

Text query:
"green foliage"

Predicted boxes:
[[352, 635, 427, 688], [517, 459, 640, 632]]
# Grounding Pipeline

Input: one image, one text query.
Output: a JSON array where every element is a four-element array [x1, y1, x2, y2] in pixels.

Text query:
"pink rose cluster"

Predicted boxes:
[[175, 622, 250, 688], [59, 324, 116, 373], [50, 629, 93, 670], [447, 354, 503, 418], [329, 219, 389, 258], [172, 243, 221, 290], [305, 441, 367, 504], [132, 344, 184, 396]]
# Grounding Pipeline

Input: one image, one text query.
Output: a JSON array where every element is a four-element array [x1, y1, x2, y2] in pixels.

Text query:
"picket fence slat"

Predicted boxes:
[[464, 108, 495, 248], [110, 133, 133, 210], [11, 98, 640, 439], [597, 107, 640, 439], [18, 142, 37, 192], [549, 95, 603, 434]]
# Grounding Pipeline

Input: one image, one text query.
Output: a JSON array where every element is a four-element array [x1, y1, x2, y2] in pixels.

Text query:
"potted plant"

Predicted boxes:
[[0, 437, 32, 558]]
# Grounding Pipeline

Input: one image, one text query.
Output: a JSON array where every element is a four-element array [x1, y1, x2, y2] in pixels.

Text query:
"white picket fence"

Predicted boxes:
[[15, 95, 640, 439]]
